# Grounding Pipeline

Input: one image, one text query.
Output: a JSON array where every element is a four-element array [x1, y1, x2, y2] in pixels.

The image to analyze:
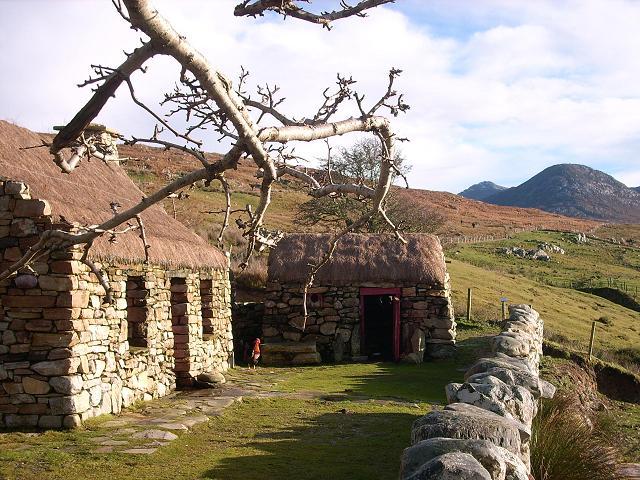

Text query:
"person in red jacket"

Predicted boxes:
[[250, 338, 261, 370]]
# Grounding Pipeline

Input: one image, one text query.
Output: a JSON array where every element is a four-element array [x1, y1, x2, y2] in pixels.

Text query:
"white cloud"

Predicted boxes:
[[1, 0, 640, 194]]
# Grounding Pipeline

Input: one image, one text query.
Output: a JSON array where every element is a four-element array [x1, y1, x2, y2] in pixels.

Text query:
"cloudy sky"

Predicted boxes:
[[1, 0, 640, 192]]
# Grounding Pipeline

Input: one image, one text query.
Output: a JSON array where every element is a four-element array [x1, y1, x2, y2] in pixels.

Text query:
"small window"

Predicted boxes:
[[200, 279, 214, 335], [307, 293, 323, 308], [170, 277, 188, 348], [126, 276, 148, 348]]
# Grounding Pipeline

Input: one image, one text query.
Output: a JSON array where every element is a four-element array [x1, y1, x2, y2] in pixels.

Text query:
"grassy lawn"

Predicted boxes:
[[0, 345, 489, 480], [447, 258, 640, 352], [0, 398, 419, 480]]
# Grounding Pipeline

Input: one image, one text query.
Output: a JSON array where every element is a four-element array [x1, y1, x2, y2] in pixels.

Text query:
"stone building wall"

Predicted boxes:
[[263, 275, 455, 362], [0, 180, 233, 429], [400, 305, 556, 480]]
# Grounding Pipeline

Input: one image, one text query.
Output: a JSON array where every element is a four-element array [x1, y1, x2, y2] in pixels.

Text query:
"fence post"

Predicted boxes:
[[588, 321, 597, 362], [466, 288, 472, 322], [501, 300, 507, 321]]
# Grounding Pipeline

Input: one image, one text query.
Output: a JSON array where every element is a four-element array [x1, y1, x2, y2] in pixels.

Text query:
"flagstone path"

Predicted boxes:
[[82, 374, 287, 455]]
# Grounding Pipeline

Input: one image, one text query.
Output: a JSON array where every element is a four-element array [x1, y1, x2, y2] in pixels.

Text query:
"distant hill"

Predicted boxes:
[[458, 181, 507, 201], [485, 164, 640, 223], [0, 121, 599, 241]]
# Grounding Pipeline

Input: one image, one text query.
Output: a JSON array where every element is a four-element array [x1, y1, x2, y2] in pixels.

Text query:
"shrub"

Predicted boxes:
[[530, 395, 624, 480], [231, 254, 268, 291], [597, 315, 613, 326]]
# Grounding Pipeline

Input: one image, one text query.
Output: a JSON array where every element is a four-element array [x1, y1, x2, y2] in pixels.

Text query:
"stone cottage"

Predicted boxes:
[[0, 121, 233, 429], [263, 233, 456, 363]]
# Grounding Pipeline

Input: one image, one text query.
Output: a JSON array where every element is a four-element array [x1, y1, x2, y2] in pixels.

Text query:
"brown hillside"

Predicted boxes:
[[16, 129, 601, 240], [116, 142, 599, 238], [393, 188, 599, 237]]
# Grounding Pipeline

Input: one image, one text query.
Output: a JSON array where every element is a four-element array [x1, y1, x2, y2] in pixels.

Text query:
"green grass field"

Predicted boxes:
[[446, 230, 640, 354], [449, 230, 640, 293], [447, 259, 640, 353]]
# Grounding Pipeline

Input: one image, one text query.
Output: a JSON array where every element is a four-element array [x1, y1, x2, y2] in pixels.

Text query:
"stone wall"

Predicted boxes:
[[231, 302, 264, 364], [263, 277, 455, 363], [400, 304, 556, 480], [0, 180, 233, 429]]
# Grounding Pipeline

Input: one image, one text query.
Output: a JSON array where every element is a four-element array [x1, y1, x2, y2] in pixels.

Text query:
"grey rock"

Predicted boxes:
[[63, 414, 82, 429], [411, 403, 523, 456], [122, 448, 157, 454], [38, 415, 63, 429], [157, 423, 188, 430], [197, 371, 226, 384], [401, 438, 506, 480], [403, 452, 492, 480], [32, 359, 78, 376], [445, 376, 537, 426], [465, 356, 533, 379], [402, 352, 422, 364], [4, 414, 38, 428], [492, 334, 532, 358], [131, 429, 178, 441], [538, 379, 556, 399], [466, 367, 552, 399], [426, 343, 457, 359], [49, 375, 84, 395], [49, 391, 91, 415], [532, 249, 550, 261]]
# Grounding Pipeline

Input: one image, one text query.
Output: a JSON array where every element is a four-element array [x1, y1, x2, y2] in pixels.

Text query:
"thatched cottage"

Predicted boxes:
[[263, 233, 456, 363], [0, 121, 233, 429]]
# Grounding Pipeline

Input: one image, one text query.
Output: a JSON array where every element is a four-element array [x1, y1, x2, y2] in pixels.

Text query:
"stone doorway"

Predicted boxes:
[[360, 288, 401, 361]]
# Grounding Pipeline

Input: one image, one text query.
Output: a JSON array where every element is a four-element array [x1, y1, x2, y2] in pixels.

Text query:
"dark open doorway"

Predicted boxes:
[[360, 288, 401, 361]]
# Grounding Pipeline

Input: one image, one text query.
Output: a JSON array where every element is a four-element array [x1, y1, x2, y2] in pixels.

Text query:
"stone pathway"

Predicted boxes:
[[1, 369, 425, 457], [77, 375, 281, 455]]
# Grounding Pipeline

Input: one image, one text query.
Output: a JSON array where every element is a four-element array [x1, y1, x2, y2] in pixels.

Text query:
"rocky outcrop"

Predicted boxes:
[[400, 304, 553, 479]]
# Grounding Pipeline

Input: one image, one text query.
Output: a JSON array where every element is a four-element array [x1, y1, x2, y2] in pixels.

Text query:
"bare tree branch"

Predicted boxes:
[[234, 0, 396, 28], [134, 214, 151, 263], [50, 41, 157, 155]]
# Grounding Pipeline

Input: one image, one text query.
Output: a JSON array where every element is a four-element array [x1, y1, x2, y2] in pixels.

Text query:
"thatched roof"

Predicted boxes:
[[268, 233, 446, 285], [0, 120, 226, 270]]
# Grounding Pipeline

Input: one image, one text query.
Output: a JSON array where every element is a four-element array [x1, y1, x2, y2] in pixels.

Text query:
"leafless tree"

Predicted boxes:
[[1, 0, 407, 316]]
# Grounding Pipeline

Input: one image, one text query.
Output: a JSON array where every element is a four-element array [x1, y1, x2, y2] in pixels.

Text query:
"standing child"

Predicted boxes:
[[250, 338, 261, 370]]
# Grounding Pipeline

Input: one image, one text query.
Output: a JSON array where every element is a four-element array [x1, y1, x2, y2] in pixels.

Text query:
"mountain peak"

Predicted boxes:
[[458, 181, 507, 201], [484, 164, 640, 222]]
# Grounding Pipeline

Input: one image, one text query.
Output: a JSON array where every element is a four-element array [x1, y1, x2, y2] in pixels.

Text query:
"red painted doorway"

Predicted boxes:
[[359, 288, 401, 361]]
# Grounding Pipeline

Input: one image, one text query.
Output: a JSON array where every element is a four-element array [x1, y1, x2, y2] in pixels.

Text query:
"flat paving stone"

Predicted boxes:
[[205, 398, 236, 408], [181, 416, 209, 427], [94, 446, 114, 454], [122, 448, 157, 455], [100, 440, 130, 446], [132, 429, 178, 441], [156, 423, 189, 430], [89, 436, 111, 443], [101, 420, 130, 428]]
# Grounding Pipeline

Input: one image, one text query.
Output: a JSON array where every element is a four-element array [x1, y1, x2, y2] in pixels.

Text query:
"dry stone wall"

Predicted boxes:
[[400, 304, 556, 480], [0, 180, 233, 429], [263, 278, 455, 363]]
